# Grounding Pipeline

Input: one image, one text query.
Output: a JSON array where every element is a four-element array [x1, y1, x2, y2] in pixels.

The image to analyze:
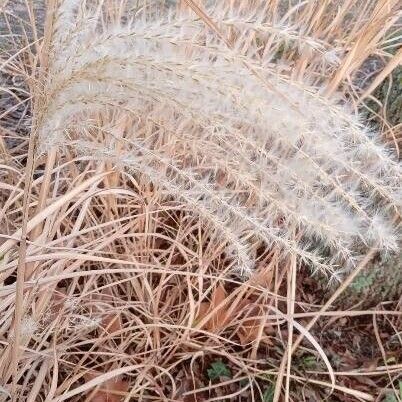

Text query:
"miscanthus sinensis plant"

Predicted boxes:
[[37, 0, 401, 279]]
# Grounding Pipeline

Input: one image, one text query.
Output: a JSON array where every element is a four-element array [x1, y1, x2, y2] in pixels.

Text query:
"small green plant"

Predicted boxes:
[[341, 252, 402, 307], [350, 270, 376, 293], [383, 394, 397, 402], [207, 360, 231, 381], [363, 65, 402, 128], [293, 353, 320, 370], [376, 66, 402, 127], [301, 355, 318, 369], [382, 383, 402, 402], [262, 385, 275, 402]]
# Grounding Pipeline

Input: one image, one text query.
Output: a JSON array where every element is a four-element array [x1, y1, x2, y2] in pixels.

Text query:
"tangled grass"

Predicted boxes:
[[0, 0, 401, 401]]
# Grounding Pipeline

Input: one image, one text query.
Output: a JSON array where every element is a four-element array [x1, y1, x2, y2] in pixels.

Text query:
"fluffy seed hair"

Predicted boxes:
[[36, 0, 401, 278]]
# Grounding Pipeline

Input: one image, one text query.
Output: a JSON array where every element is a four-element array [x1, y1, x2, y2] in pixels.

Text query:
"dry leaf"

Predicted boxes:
[[236, 302, 262, 345], [84, 372, 129, 402], [238, 318, 261, 345], [252, 265, 274, 289], [209, 283, 228, 331], [196, 284, 228, 332], [91, 288, 123, 334], [197, 302, 210, 323], [176, 378, 207, 402], [197, 285, 270, 344]]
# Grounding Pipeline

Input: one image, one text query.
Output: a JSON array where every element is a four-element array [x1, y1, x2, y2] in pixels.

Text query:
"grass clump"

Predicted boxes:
[[35, 1, 400, 278]]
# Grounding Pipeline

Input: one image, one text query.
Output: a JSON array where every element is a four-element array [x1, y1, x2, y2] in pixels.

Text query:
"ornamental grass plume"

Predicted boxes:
[[36, 0, 400, 279]]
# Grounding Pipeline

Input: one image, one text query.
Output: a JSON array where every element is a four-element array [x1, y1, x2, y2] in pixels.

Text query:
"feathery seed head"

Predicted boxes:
[[36, 1, 401, 279]]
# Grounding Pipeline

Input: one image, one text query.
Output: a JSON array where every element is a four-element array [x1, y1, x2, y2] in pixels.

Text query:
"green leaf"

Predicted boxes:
[[383, 394, 397, 402], [301, 355, 317, 369], [207, 360, 231, 381], [262, 385, 275, 402]]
